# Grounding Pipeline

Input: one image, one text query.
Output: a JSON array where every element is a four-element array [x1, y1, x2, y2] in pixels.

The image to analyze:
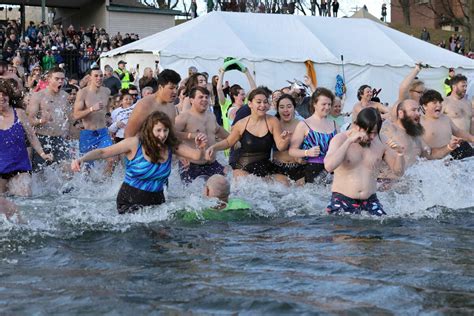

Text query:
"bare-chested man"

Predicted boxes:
[[73, 67, 114, 170], [379, 99, 458, 179], [351, 84, 389, 121], [442, 74, 474, 158], [421, 89, 474, 160], [125, 69, 181, 138], [28, 67, 70, 171], [175, 86, 229, 183], [324, 108, 405, 216]]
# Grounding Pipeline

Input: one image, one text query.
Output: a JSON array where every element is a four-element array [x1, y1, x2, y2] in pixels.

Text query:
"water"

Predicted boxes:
[[1, 158, 473, 314]]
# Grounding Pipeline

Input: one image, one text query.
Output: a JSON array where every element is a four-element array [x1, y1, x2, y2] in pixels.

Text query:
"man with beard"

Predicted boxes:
[[442, 75, 474, 159], [379, 99, 458, 179], [125, 70, 180, 138], [324, 108, 405, 216], [175, 86, 228, 183], [421, 89, 474, 160]]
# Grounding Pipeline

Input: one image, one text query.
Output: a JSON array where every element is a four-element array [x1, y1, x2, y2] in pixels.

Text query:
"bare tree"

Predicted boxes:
[[141, 0, 179, 9], [424, 0, 473, 50], [392, 0, 411, 26]]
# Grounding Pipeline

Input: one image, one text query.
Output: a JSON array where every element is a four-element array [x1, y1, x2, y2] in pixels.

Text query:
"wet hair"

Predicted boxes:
[[354, 107, 382, 135], [157, 69, 181, 88], [139, 111, 180, 164], [310, 87, 334, 115], [48, 66, 65, 76], [275, 93, 296, 119], [419, 89, 443, 106], [184, 73, 206, 96], [189, 86, 210, 99], [248, 86, 271, 102], [450, 74, 467, 86], [0, 80, 21, 108], [88, 67, 102, 75], [357, 84, 371, 101]]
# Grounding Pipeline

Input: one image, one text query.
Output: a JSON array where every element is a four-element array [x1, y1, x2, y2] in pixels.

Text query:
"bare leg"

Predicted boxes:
[[0, 197, 21, 221], [8, 173, 32, 197], [273, 173, 290, 186], [0, 179, 7, 196]]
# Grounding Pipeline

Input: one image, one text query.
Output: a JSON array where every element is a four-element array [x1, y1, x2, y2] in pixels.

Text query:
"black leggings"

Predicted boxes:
[[304, 163, 326, 183], [116, 182, 165, 214]]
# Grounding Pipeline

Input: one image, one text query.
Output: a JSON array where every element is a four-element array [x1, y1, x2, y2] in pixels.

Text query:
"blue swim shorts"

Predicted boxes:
[[79, 128, 113, 154]]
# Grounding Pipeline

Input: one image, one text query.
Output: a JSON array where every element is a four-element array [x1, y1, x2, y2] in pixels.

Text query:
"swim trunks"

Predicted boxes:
[[179, 160, 225, 184], [326, 192, 386, 216], [116, 182, 165, 214], [79, 127, 113, 154], [32, 134, 70, 171], [272, 160, 306, 182], [450, 141, 474, 160]]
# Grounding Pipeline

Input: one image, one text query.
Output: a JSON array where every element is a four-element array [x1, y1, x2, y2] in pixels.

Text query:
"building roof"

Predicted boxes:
[[350, 8, 385, 24]]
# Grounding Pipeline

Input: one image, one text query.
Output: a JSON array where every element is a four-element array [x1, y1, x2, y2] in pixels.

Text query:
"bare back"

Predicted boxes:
[[125, 94, 177, 137]]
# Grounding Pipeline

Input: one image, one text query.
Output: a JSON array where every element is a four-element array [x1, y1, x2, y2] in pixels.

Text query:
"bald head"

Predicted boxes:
[[205, 175, 230, 202], [397, 99, 418, 119]]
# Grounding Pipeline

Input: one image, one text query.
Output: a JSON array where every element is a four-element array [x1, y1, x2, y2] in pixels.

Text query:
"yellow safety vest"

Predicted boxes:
[[115, 68, 131, 89]]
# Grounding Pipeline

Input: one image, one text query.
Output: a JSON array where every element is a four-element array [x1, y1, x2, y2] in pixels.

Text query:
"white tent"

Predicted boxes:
[[101, 11, 474, 109]]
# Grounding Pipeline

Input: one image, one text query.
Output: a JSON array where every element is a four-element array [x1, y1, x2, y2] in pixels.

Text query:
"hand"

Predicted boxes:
[[447, 136, 462, 151], [415, 62, 423, 72], [386, 138, 404, 154], [116, 121, 126, 129], [194, 132, 208, 149], [347, 130, 367, 144], [91, 102, 103, 112], [305, 146, 320, 157], [218, 68, 225, 75], [179, 158, 190, 170], [40, 152, 54, 161], [280, 130, 292, 140], [70, 159, 82, 172], [303, 75, 311, 86], [205, 146, 216, 161]]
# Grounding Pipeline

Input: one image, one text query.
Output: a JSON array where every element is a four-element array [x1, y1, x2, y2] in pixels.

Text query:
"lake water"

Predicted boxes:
[[1, 158, 473, 314]]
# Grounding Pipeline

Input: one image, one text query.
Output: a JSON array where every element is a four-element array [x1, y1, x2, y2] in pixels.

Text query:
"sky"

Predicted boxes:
[[186, 0, 392, 22]]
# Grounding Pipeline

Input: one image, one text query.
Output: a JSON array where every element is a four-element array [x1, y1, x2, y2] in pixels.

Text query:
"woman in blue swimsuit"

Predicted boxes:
[[289, 87, 338, 183], [71, 111, 208, 214]]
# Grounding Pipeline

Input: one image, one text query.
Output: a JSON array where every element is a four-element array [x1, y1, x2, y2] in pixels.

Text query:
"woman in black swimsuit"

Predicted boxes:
[[206, 87, 290, 178]]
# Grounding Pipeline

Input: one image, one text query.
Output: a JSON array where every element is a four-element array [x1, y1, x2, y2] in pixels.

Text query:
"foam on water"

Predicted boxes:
[[1, 157, 473, 242]]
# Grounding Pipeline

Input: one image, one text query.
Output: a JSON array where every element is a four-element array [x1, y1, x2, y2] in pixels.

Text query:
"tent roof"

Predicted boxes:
[[350, 7, 384, 24], [102, 11, 474, 69]]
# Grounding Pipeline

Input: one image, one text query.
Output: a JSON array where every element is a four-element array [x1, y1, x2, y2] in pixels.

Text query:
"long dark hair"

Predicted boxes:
[[0, 79, 23, 109], [139, 111, 180, 163], [354, 107, 382, 135]]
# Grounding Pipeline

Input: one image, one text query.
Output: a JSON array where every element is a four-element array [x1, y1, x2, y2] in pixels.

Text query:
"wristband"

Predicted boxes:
[[304, 149, 308, 157], [89, 107, 93, 112], [447, 144, 456, 151], [187, 132, 192, 140], [39, 118, 42, 124]]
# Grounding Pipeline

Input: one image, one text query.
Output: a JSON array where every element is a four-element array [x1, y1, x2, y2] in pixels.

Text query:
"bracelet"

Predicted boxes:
[[38, 118, 42, 124], [447, 144, 456, 151], [89, 107, 93, 112], [304, 149, 308, 157], [187, 132, 192, 140]]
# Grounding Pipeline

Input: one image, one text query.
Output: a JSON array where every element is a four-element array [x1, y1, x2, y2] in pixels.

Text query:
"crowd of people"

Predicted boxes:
[[0, 45, 473, 218], [1, 19, 138, 83], [435, 31, 473, 58]]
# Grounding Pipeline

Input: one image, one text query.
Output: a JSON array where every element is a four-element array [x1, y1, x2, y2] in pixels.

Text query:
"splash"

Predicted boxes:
[[1, 157, 473, 242]]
